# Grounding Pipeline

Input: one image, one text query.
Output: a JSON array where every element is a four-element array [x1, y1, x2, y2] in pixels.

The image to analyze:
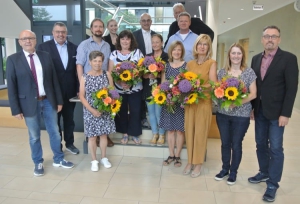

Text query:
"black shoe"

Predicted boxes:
[[66, 145, 79, 155], [263, 186, 277, 202], [215, 169, 229, 181], [227, 173, 236, 185], [248, 172, 269, 184]]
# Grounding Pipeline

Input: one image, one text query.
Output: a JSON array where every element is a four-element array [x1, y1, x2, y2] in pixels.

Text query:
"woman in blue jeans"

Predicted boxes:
[[142, 34, 168, 146], [214, 43, 257, 185]]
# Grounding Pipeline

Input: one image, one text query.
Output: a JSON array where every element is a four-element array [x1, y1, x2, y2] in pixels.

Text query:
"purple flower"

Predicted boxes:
[[167, 93, 172, 99], [160, 81, 171, 91], [143, 56, 156, 67], [120, 61, 134, 70], [226, 77, 240, 88], [178, 79, 192, 93], [109, 89, 120, 99]]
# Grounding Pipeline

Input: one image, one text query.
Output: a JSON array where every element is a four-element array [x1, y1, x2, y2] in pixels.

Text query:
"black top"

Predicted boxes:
[[142, 51, 169, 100], [103, 34, 117, 52], [164, 17, 214, 47]]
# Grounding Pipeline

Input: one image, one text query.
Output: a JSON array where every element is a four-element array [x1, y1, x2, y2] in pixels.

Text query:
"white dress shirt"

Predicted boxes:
[[142, 29, 152, 54]]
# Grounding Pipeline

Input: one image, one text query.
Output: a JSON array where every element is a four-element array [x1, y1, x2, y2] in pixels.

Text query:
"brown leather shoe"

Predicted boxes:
[[107, 136, 114, 147]]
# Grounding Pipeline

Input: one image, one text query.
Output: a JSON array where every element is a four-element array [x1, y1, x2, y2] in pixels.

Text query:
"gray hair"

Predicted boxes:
[[177, 12, 191, 21], [173, 3, 185, 11], [53, 22, 67, 31]]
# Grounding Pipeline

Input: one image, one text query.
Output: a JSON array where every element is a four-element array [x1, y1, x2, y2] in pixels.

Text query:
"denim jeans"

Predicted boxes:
[[255, 105, 284, 188], [24, 99, 64, 164], [216, 112, 250, 174], [146, 102, 165, 135]]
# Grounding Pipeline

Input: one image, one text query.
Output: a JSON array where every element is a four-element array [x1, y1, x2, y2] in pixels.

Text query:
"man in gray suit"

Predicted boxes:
[[6, 30, 74, 177]]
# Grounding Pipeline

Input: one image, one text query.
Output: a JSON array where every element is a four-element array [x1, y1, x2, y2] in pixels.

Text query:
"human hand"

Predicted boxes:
[[149, 74, 156, 79], [278, 116, 289, 127], [14, 114, 23, 120], [91, 108, 101, 117], [250, 110, 255, 120], [121, 82, 131, 90], [57, 105, 62, 113]]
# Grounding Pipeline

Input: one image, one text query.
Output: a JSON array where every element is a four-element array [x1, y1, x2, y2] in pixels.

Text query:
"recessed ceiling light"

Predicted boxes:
[[241, 8, 244, 10], [227, 17, 231, 19]]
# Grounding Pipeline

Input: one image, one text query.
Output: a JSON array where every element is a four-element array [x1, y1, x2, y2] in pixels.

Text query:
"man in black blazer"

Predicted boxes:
[[133, 13, 156, 56], [38, 22, 79, 155], [248, 25, 298, 202], [164, 3, 214, 47], [6, 30, 74, 176]]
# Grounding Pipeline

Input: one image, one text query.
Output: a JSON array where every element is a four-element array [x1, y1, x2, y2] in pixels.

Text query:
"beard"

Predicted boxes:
[[92, 31, 103, 38]]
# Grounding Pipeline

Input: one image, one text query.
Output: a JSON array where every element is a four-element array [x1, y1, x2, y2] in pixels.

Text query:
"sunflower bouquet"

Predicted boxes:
[[137, 56, 166, 85], [92, 86, 122, 118], [111, 61, 142, 88], [170, 70, 206, 108], [148, 81, 180, 113], [210, 75, 248, 111]]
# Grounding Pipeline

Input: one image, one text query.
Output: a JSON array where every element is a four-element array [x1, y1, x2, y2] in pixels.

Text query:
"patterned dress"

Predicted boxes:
[[159, 62, 186, 132], [83, 71, 116, 137]]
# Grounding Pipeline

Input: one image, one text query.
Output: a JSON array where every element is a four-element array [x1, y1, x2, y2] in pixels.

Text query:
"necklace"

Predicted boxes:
[[197, 58, 206, 65]]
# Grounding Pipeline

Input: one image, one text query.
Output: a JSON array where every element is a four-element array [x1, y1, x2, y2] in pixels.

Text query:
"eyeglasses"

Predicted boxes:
[[262, 35, 280, 40], [54, 31, 67, 34], [141, 19, 151, 23], [198, 43, 208, 47], [19, 37, 36, 41]]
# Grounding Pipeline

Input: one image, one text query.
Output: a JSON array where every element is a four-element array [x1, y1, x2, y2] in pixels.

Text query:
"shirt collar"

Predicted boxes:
[[54, 39, 67, 46], [23, 50, 37, 57], [262, 47, 278, 57], [142, 29, 151, 34]]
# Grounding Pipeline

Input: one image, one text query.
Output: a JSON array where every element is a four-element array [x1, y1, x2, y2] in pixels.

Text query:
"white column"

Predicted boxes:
[[5, 38, 16, 57], [206, 0, 219, 60]]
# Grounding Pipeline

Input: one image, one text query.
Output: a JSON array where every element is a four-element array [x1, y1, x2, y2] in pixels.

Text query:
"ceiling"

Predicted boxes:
[[218, 0, 295, 34]]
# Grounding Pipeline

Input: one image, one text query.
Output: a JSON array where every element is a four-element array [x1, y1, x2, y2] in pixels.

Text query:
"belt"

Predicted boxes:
[[37, 95, 47, 101]]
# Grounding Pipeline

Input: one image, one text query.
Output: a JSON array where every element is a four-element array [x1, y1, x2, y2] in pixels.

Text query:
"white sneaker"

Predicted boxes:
[[101, 157, 112, 168], [91, 160, 99, 172]]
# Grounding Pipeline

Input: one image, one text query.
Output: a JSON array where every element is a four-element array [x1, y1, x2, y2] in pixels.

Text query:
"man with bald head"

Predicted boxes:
[[6, 30, 74, 177], [133, 13, 156, 56]]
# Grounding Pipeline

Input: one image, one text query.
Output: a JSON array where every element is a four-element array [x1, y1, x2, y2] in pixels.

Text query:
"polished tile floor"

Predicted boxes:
[[0, 110, 300, 204]]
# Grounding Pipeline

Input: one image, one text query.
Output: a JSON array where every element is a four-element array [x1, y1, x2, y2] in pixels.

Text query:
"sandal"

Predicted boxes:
[[174, 157, 182, 167], [132, 136, 142, 145], [163, 156, 175, 166], [120, 136, 128, 144]]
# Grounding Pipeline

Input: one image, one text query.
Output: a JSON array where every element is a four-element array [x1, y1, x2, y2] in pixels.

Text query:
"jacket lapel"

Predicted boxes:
[[19, 52, 35, 81], [50, 40, 66, 71]]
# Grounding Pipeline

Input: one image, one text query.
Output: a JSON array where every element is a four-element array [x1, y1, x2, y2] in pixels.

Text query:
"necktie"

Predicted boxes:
[[28, 54, 39, 97]]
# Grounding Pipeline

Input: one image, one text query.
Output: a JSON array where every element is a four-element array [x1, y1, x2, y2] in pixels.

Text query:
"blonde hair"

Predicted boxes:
[[192, 34, 212, 60], [224, 43, 247, 72], [167, 41, 185, 62]]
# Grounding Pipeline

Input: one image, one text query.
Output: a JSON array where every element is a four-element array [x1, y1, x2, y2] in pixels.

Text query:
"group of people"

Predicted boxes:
[[5, 2, 298, 203]]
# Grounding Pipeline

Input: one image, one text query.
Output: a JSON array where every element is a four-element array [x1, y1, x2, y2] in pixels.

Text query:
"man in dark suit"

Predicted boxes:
[[164, 3, 214, 47], [248, 25, 298, 202], [133, 13, 156, 128], [38, 22, 79, 155], [6, 30, 74, 177], [133, 13, 156, 56]]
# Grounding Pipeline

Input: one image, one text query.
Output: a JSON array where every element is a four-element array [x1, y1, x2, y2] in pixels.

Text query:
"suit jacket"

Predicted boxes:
[[164, 18, 214, 47], [38, 39, 78, 100], [133, 29, 156, 56], [6, 50, 63, 117], [251, 47, 299, 120]]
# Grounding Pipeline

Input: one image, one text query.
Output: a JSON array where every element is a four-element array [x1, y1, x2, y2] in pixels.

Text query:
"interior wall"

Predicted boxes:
[[0, 0, 30, 38], [217, 3, 300, 110]]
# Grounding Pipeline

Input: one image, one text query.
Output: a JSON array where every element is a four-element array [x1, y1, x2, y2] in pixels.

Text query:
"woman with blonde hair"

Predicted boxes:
[[214, 43, 256, 185], [183, 34, 217, 177]]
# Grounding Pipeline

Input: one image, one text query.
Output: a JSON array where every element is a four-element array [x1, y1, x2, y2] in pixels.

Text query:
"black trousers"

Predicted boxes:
[[57, 98, 76, 147], [115, 91, 142, 136]]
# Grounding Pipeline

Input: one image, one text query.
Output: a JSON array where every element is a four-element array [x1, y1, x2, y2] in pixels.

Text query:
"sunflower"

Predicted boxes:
[[224, 87, 239, 100], [96, 89, 108, 99], [154, 93, 166, 105], [186, 93, 197, 104], [111, 100, 121, 113], [120, 70, 132, 81], [184, 71, 197, 80]]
